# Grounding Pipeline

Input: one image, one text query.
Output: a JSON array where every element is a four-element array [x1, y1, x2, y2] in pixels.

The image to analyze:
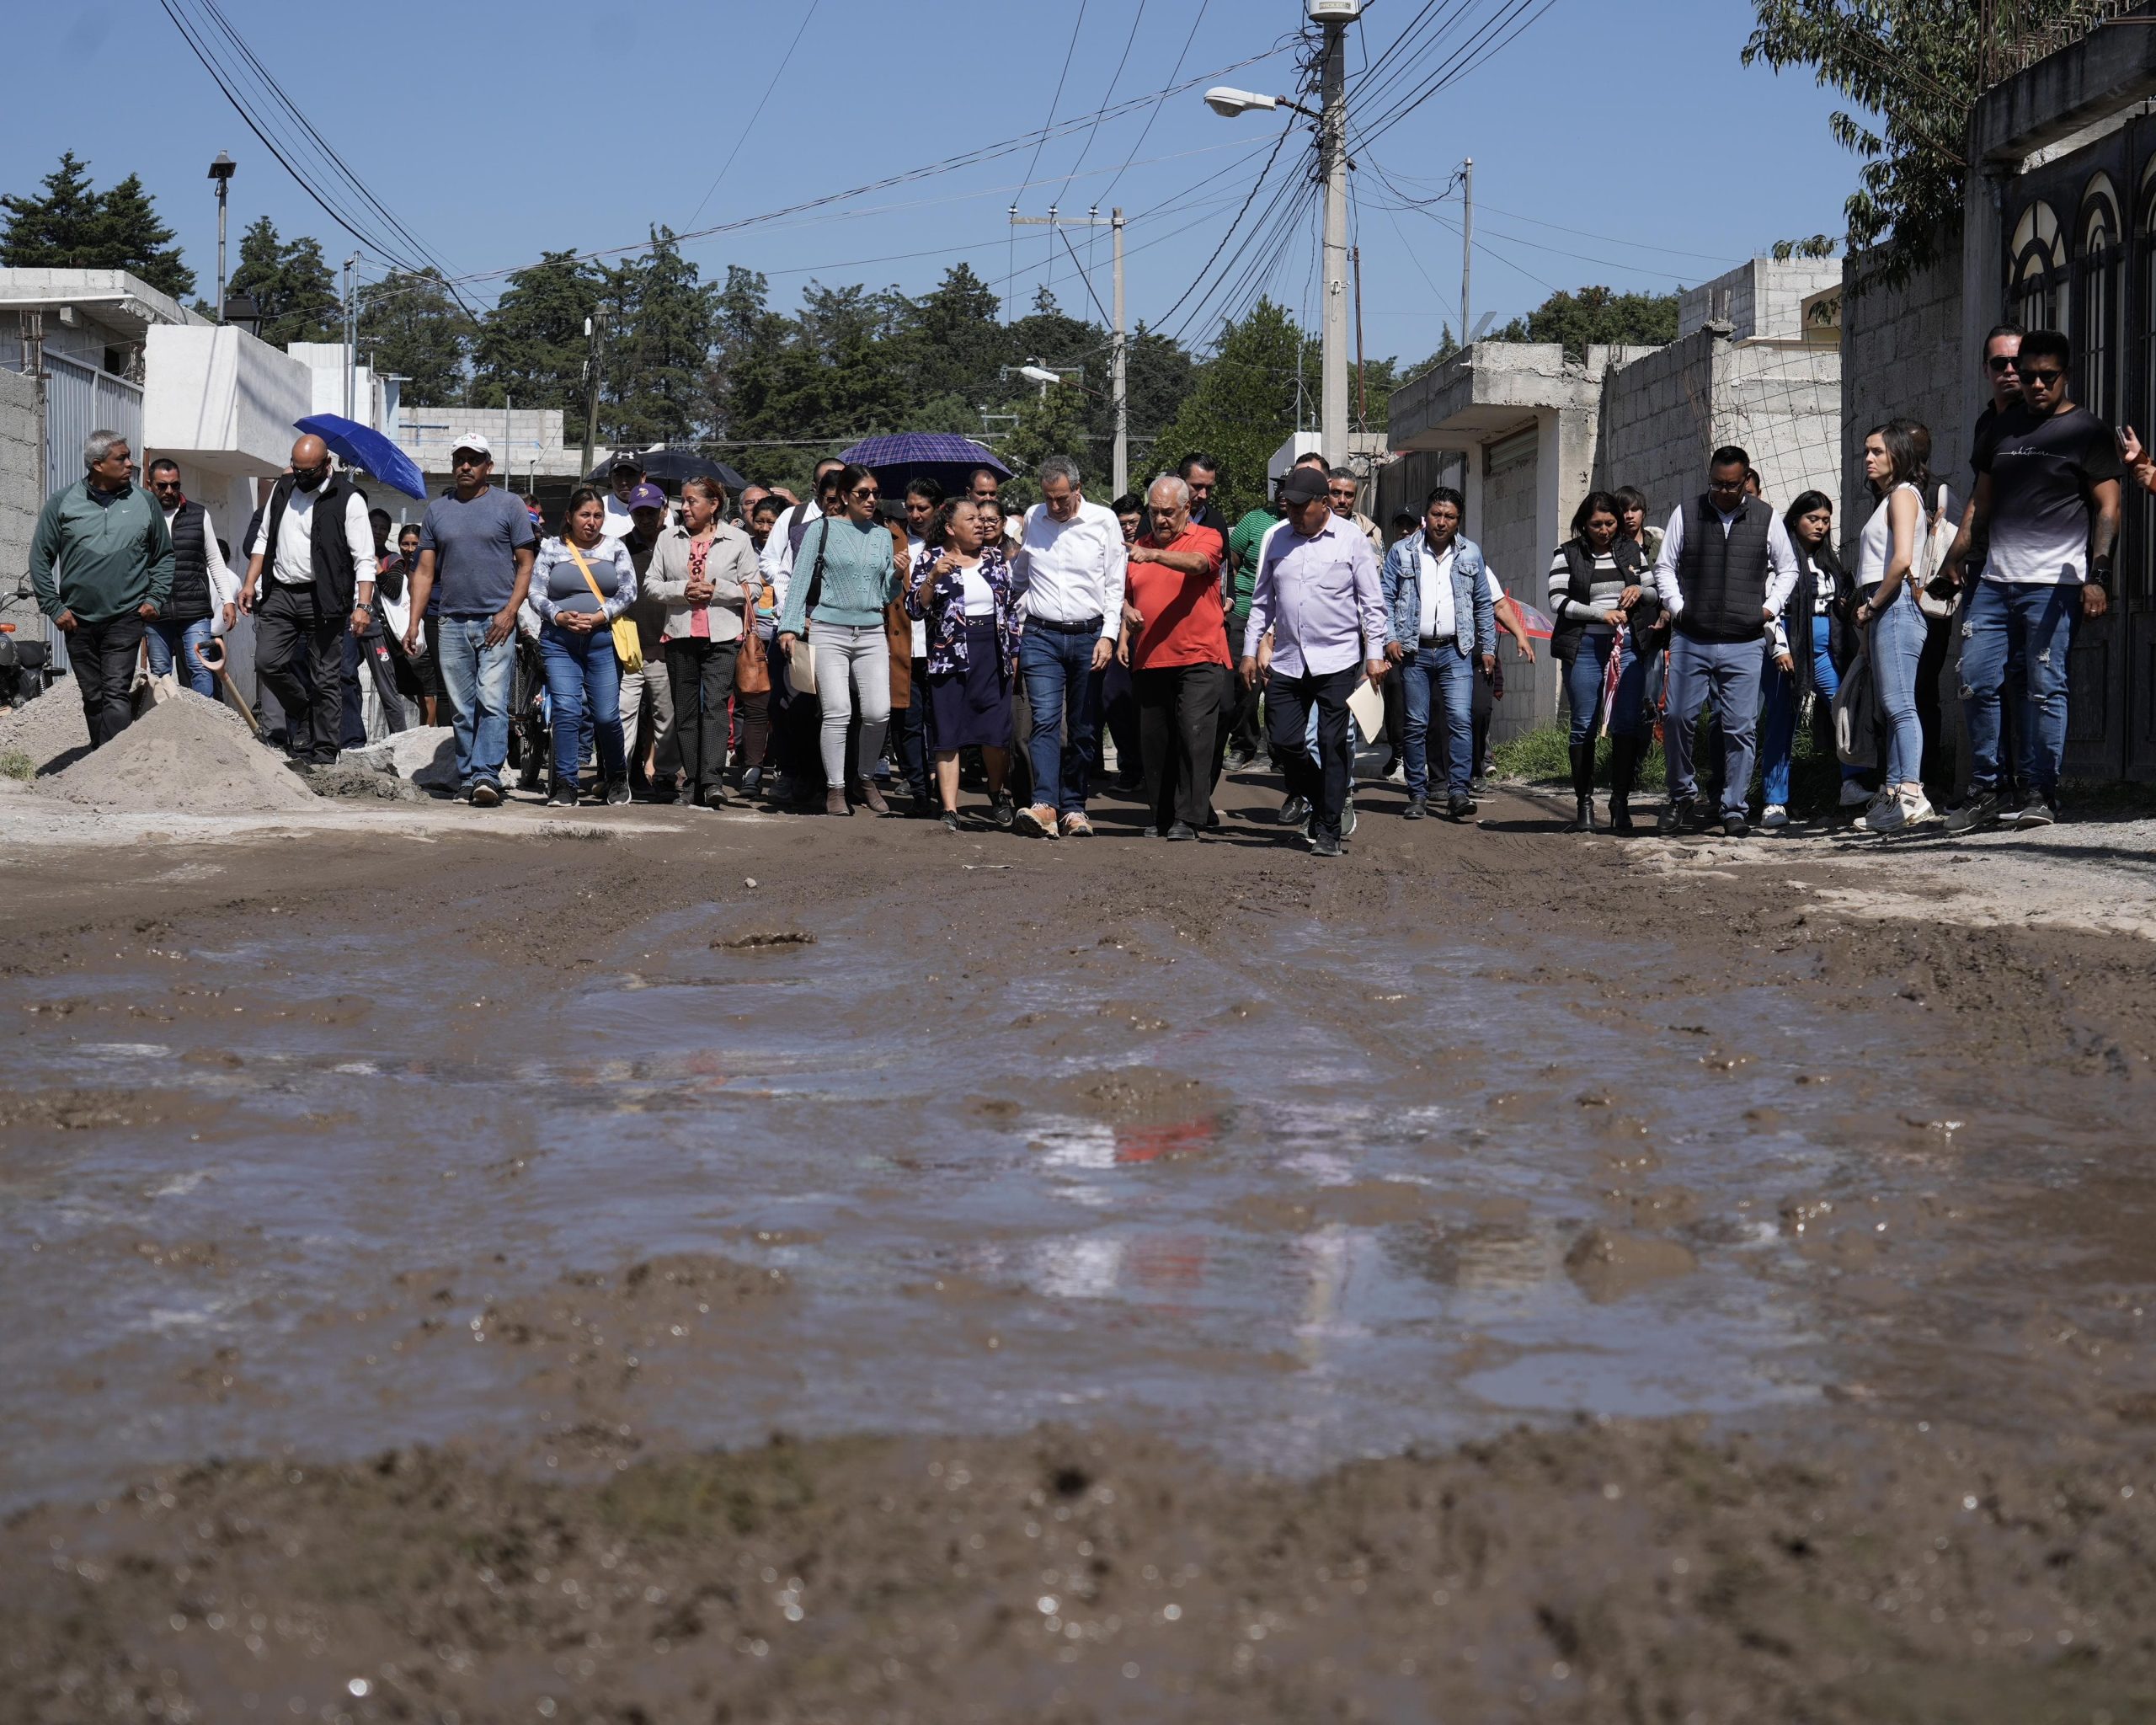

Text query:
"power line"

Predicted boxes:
[[1101, 0, 1212, 203], [1053, 0, 1148, 209], [685, 0, 820, 227]]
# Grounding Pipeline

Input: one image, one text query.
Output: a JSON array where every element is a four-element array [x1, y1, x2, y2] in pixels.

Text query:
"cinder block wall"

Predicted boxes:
[[1593, 334, 1716, 524], [0, 366, 40, 644], [1716, 342, 1844, 516], [1839, 248, 1966, 558], [1481, 446, 1550, 741]]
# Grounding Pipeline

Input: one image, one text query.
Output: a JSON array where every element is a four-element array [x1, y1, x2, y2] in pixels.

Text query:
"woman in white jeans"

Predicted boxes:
[[776, 462, 899, 816], [1851, 420, 1935, 834]]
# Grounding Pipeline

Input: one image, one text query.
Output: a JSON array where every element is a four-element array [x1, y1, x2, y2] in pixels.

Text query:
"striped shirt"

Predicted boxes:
[[1548, 545, 1625, 633]]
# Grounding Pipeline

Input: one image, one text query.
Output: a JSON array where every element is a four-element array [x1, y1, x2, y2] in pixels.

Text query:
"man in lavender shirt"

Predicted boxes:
[[1240, 466, 1390, 857]]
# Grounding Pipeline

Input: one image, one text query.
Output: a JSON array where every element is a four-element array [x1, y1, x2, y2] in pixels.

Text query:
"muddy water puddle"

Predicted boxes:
[[2, 900, 2147, 1506]]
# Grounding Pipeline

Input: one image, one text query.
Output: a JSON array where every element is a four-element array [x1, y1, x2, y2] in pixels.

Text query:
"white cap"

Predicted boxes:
[[451, 433, 494, 460]]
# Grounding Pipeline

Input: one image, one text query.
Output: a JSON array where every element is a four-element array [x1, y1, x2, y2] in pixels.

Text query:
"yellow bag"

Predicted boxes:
[[563, 539, 643, 673]]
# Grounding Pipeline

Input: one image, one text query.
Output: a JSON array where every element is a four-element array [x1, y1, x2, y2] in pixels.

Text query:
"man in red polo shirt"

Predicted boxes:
[[1118, 473, 1229, 840]]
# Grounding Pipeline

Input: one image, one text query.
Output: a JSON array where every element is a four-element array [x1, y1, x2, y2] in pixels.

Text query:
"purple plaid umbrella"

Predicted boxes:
[[836, 433, 1011, 498]]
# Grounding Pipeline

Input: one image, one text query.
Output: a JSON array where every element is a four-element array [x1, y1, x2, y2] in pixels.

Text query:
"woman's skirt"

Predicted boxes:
[[926, 618, 1012, 751]]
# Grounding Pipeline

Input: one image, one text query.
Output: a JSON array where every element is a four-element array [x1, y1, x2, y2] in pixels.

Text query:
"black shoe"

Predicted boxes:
[[470, 780, 503, 809], [1340, 797, 1358, 837], [1278, 794, 1310, 827], [1943, 792, 2000, 835], [1447, 794, 1476, 822], [991, 792, 1016, 830], [2015, 793, 2058, 830], [739, 765, 763, 799], [940, 809, 961, 833], [1721, 810, 1749, 838], [1310, 833, 1343, 858], [600, 778, 629, 806], [701, 785, 729, 809], [1166, 820, 1197, 841], [546, 782, 579, 808], [1572, 795, 1595, 832], [1402, 797, 1426, 820], [1657, 797, 1694, 836], [1224, 749, 1254, 773]]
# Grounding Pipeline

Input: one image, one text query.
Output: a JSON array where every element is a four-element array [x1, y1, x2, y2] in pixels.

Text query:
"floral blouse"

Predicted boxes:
[[904, 544, 1022, 677]]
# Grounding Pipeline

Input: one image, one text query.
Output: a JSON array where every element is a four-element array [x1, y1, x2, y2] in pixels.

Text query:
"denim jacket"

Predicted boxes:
[[1380, 531, 1495, 660], [903, 545, 1022, 677]]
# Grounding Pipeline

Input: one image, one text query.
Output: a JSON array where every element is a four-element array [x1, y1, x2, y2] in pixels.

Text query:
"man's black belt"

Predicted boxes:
[[1030, 615, 1103, 634]]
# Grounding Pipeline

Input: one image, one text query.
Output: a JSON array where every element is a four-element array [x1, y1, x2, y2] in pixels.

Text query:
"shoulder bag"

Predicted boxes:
[[563, 540, 643, 674], [1832, 618, 1878, 768], [1914, 482, 1958, 620], [787, 519, 831, 697]]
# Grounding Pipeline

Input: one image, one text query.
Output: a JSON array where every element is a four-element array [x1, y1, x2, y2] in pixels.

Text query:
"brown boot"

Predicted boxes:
[[857, 780, 890, 815], [825, 787, 851, 817]]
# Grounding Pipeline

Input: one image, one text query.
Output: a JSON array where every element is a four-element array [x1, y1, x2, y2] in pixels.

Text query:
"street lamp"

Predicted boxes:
[[207, 152, 237, 323], [1202, 87, 1316, 120]]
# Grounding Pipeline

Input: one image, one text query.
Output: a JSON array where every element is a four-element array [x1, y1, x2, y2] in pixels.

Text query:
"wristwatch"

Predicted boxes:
[[2088, 557, 2113, 590]]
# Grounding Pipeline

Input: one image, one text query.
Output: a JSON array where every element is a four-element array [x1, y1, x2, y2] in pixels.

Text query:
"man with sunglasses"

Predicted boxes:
[[144, 459, 237, 699], [402, 435, 536, 805], [240, 434, 376, 767], [1944, 328, 2124, 831]]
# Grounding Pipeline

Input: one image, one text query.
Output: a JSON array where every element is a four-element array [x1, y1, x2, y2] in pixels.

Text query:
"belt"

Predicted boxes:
[[1029, 615, 1103, 635], [1417, 633, 1456, 648]]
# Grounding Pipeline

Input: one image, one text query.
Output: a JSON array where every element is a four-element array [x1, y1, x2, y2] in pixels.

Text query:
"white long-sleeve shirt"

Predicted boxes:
[[1650, 502, 1798, 623], [1011, 497, 1126, 638], [252, 487, 375, 593], [165, 503, 238, 613], [759, 499, 823, 615]]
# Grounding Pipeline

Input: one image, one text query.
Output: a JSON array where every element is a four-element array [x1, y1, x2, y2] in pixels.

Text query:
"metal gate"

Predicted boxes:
[[33, 351, 144, 676]]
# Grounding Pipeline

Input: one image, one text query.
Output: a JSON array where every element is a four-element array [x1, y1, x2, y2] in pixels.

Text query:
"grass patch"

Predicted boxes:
[[1491, 714, 1854, 808], [0, 748, 34, 783]]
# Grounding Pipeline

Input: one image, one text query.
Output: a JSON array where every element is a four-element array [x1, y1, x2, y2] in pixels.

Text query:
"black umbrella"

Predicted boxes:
[[587, 447, 748, 491]]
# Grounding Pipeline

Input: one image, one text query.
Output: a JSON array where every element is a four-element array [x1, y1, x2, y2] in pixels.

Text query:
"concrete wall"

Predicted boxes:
[[1716, 340, 1844, 517], [1838, 247, 1967, 559], [1678, 258, 1844, 341], [1593, 334, 1716, 522], [1480, 437, 1554, 740], [0, 366, 39, 643]]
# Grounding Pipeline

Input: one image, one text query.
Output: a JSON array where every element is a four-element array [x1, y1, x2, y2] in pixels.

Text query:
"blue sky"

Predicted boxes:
[[10, 0, 1861, 367]]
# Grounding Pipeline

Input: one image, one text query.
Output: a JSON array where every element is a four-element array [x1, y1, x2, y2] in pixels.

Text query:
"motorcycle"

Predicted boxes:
[[0, 580, 57, 708]]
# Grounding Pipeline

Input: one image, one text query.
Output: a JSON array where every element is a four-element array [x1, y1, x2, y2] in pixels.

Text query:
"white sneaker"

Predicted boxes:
[[1761, 804, 1789, 830], [1838, 779, 1873, 809], [1902, 793, 1937, 825], [1853, 788, 1893, 831], [1863, 794, 1908, 834]]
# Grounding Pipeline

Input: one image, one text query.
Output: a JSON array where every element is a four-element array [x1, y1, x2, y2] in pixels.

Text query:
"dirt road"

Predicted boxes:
[[3, 774, 2154, 1722]]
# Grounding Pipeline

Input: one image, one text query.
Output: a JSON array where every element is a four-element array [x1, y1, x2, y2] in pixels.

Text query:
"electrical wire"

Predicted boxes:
[[685, 0, 820, 227], [1053, 0, 1147, 209], [1099, 0, 1212, 203]]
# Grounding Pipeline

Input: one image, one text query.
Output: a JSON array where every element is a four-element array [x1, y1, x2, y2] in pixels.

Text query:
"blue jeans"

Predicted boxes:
[[1019, 626, 1102, 815], [1664, 633, 1761, 815], [438, 615, 516, 791], [146, 617, 217, 699], [1961, 579, 2076, 797], [1870, 589, 1927, 787], [1401, 646, 1475, 800], [541, 623, 624, 787], [1759, 617, 1861, 806], [1562, 632, 1646, 746]]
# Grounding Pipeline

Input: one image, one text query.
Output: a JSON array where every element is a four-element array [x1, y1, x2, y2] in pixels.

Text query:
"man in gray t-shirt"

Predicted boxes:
[[403, 435, 536, 804]]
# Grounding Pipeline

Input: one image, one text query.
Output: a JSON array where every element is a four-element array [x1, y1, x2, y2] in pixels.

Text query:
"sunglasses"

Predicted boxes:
[[2021, 368, 2065, 384], [850, 485, 879, 499], [151, 478, 182, 490], [1986, 355, 2020, 373]]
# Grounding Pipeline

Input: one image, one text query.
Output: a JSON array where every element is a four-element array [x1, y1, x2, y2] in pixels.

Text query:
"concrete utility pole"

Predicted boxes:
[[1007, 205, 1128, 496], [1460, 156, 1474, 358], [343, 253, 359, 420], [1318, 14, 1349, 463], [580, 308, 608, 479], [207, 153, 236, 323]]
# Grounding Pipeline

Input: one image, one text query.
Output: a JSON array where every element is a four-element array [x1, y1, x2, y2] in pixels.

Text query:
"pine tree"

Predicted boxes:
[[1150, 299, 1308, 521], [472, 250, 605, 419], [358, 270, 472, 403], [0, 152, 195, 298], [606, 227, 716, 446], [227, 217, 339, 344]]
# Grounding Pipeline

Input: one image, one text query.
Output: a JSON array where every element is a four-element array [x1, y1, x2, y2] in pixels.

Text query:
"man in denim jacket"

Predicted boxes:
[[1379, 486, 1495, 820]]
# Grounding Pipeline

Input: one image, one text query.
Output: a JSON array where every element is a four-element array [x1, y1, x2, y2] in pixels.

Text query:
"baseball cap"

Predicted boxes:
[[610, 456, 643, 473], [628, 482, 667, 511], [451, 433, 494, 461], [1278, 467, 1328, 505]]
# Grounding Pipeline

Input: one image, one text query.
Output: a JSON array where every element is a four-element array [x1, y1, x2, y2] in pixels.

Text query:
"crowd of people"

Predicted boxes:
[[23, 317, 2150, 852]]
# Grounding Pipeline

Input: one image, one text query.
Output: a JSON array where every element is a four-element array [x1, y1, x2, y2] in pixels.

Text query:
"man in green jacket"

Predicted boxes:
[[29, 430, 173, 748]]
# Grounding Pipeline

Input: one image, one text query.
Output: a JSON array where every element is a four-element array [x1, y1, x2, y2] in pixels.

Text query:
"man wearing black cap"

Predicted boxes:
[[603, 458, 644, 541], [1240, 465, 1388, 858]]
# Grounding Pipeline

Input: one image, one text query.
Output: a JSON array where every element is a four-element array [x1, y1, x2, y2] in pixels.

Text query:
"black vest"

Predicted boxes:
[[1673, 495, 1773, 643], [259, 474, 365, 610], [1549, 536, 1646, 664], [164, 499, 211, 623]]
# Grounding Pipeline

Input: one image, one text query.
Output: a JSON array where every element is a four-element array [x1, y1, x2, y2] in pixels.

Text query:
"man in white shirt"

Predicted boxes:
[[1009, 455, 1125, 838], [238, 434, 376, 766], [144, 459, 236, 699]]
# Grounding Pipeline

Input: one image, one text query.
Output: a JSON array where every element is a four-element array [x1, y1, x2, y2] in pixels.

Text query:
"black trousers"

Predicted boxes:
[[1137, 662, 1229, 830], [664, 637, 739, 796], [341, 623, 408, 745], [256, 582, 345, 763], [70, 611, 147, 749], [1265, 664, 1358, 841], [1471, 659, 1493, 775]]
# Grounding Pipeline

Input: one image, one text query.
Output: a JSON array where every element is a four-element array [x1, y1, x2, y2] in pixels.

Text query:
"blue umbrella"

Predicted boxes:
[[296, 414, 428, 500], [837, 433, 1010, 498]]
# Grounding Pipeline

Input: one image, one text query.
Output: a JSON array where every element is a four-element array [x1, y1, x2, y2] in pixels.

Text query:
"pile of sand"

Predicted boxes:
[[0, 690, 93, 777], [49, 690, 321, 814]]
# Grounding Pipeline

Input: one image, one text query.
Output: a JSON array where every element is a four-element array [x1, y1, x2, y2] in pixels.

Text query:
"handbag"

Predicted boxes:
[[787, 518, 831, 697], [1832, 619, 1878, 767], [1913, 482, 1958, 621], [563, 540, 643, 673], [736, 620, 771, 696]]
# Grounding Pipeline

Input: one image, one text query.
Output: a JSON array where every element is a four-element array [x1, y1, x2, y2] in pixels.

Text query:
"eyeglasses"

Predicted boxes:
[[2020, 367, 2065, 385], [451, 452, 488, 467], [1986, 355, 2020, 374], [150, 478, 182, 491], [850, 485, 878, 499]]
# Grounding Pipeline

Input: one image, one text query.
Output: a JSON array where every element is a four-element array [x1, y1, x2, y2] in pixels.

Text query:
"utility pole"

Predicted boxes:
[[1460, 156, 1474, 357], [1318, 15, 1349, 462], [343, 253, 359, 421], [580, 307, 608, 478], [207, 153, 236, 323], [1352, 244, 1367, 429], [1008, 205, 1126, 495]]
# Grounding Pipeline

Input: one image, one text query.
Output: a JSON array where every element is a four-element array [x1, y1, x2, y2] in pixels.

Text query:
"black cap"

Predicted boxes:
[[1279, 467, 1328, 505]]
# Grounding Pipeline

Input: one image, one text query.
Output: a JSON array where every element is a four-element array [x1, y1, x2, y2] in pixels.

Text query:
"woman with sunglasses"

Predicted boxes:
[[776, 462, 900, 817]]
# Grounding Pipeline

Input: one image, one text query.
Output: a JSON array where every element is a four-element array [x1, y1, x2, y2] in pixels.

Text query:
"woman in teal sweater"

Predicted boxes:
[[776, 462, 899, 816]]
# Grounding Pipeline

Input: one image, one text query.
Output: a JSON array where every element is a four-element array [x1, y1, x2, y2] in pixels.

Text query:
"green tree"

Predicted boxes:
[[605, 227, 717, 446], [358, 270, 472, 403], [896, 262, 1008, 408], [1149, 298, 1307, 521], [472, 249, 605, 419], [1494, 286, 1680, 359], [1742, 0, 2104, 284], [227, 217, 339, 344], [999, 379, 1092, 512], [0, 152, 195, 299]]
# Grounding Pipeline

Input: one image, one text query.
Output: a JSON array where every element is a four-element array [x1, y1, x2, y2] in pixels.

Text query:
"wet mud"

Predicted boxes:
[[3, 781, 2156, 1721]]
